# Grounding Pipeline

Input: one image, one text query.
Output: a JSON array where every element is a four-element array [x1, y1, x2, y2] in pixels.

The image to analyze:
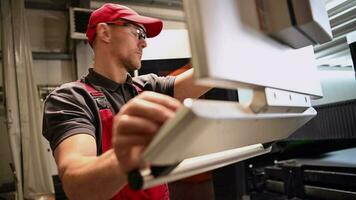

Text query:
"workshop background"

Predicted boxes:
[[0, 0, 356, 199]]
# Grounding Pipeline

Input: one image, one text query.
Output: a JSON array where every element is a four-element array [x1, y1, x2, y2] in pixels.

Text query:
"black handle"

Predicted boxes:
[[128, 169, 144, 190], [128, 163, 181, 190]]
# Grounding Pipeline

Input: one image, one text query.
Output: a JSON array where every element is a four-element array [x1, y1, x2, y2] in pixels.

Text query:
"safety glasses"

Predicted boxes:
[[106, 20, 147, 40]]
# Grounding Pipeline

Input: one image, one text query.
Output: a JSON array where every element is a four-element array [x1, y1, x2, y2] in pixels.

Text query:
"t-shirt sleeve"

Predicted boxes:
[[42, 83, 98, 151], [133, 74, 176, 97]]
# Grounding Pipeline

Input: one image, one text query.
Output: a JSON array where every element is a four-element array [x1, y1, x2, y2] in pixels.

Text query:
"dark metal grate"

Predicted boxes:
[[290, 99, 356, 140], [74, 10, 91, 34]]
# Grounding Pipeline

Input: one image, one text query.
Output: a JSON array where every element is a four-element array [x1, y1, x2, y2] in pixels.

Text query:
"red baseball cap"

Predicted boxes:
[[86, 3, 163, 46]]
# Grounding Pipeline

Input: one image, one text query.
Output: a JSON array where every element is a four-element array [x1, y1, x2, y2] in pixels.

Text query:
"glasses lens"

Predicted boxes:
[[136, 27, 147, 40], [107, 20, 147, 40]]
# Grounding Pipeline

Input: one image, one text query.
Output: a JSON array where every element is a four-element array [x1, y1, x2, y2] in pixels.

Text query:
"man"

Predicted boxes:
[[42, 3, 209, 200]]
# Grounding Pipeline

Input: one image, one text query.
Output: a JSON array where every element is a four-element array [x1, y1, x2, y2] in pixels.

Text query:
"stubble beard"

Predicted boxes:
[[123, 57, 141, 72]]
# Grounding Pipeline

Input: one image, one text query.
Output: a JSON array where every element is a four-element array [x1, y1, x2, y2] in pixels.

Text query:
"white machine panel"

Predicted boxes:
[[142, 99, 316, 165], [184, 0, 323, 98], [142, 29, 191, 60]]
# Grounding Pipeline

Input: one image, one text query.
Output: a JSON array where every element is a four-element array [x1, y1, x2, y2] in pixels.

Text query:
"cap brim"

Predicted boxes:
[[121, 15, 163, 38]]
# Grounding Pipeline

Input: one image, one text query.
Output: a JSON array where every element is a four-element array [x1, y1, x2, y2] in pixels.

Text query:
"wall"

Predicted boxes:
[[0, 60, 13, 187], [25, 9, 75, 176], [26, 9, 75, 86], [0, 117, 14, 186], [0, 8, 14, 188], [33, 60, 74, 86]]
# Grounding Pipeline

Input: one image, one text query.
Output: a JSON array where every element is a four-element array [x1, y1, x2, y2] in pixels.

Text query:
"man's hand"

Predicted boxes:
[[112, 91, 182, 173]]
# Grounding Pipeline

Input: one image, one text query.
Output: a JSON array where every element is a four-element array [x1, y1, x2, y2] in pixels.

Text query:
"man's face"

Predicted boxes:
[[108, 21, 147, 71]]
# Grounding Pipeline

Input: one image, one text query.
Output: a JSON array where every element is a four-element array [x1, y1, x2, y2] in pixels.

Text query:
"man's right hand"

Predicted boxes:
[[111, 91, 182, 173]]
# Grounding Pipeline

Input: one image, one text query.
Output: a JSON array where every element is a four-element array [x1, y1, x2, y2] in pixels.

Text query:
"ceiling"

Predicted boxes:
[[24, 0, 182, 10]]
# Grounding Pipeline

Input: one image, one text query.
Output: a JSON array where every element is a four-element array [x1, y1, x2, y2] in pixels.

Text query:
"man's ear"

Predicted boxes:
[[96, 23, 111, 44]]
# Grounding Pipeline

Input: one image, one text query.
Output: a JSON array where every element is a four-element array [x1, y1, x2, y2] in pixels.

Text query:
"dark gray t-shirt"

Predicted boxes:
[[42, 68, 175, 154]]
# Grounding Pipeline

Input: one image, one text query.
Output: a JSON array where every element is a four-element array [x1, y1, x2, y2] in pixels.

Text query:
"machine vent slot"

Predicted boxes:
[[70, 7, 92, 40]]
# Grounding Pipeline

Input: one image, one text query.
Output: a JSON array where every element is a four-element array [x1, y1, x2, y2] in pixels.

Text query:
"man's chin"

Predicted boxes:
[[127, 64, 141, 72], [133, 65, 141, 71]]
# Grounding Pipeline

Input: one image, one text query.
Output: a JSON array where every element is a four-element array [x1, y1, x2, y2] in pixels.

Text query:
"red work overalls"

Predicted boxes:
[[81, 82, 169, 200]]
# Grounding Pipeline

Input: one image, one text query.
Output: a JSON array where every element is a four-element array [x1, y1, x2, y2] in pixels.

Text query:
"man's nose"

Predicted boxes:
[[139, 39, 147, 48]]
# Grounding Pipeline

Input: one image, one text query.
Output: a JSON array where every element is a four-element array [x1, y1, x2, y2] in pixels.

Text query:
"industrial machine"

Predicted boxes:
[[127, 0, 333, 190]]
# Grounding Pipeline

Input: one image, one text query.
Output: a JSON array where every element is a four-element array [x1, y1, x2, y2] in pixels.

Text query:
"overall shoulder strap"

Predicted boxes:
[[77, 80, 113, 153], [77, 81, 169, 200], [78, 80, 109, 109], [132, 82, 143, 95]]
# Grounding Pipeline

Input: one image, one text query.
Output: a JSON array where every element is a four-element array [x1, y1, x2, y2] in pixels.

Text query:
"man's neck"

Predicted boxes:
[[93, 57, 128, 84], [93, 65, 128, 84]]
